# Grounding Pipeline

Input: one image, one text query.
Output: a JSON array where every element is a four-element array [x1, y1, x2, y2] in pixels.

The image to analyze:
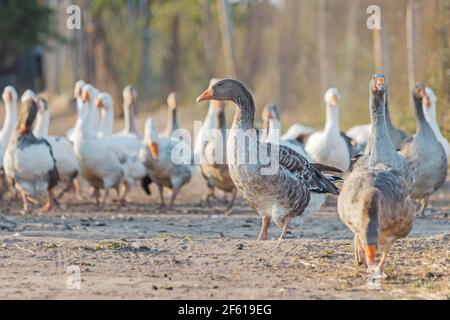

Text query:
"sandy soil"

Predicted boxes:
[[0, 169, 448, 300]]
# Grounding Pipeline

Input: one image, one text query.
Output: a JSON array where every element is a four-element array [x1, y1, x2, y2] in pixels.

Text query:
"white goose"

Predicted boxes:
[[305, 88, 351, 171], [4, 99, 59, 213], [33, 97, 80, 199], [140, 118, 192, 207], [196, 79, 343, 240], [194, 78, 219, 163], [73, 84, 126, 209], [422, 87, 449, 160], [161, 92, 180, 139], [95, 92, 147, 201], [67, 80, 86, 142]]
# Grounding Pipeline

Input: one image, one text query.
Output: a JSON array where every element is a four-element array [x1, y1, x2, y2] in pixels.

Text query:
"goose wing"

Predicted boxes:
[[274, 143, 342, 195]]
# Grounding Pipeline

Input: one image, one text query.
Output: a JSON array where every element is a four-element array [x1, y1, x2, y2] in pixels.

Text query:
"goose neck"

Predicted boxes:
[[99, 107, 114, 137], [324, 103, 340, 134], [33, 111, 50, 138], [123, 103, 138, 135], [369, 91, 396, 164], [1, 100, 18, 145]]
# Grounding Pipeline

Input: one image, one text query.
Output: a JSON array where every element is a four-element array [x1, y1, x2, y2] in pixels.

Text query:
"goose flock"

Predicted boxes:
[[0, 73, 448, 274]]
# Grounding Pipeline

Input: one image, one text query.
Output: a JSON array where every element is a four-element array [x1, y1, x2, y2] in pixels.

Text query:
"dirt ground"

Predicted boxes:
[[0, 168, 448, 300]]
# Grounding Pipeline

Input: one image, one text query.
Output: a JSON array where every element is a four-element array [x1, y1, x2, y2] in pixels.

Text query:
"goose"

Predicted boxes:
[[196, 79, 343, 240], [4, 99, 59, 213], [399, 82, 448, 216], [67, 80, 86, 142], [140, 118, 192, 208], [95, 92, 147, 201], [200, 100, 237, 210], [73, 84, 126, 209], [161, 92, 180, 139], [422, 87, 449, 160], [119, 85, 140, 137], [261, 103, 310, 160], [305, 88, 352, 171], [338, 74, 415, 274], [194, 78, 219, 163], [33, 97, 80, 199]]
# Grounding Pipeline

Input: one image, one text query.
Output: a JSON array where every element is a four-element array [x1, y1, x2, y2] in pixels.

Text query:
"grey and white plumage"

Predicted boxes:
[[33, 97, 80, 199], [399, 82, 448, 216], [140, 118, 191, 207], [196, 79, 342, 240], [338, 74, 415, 273], [200, 101, 237, 210], [4, 99, 59, 212]]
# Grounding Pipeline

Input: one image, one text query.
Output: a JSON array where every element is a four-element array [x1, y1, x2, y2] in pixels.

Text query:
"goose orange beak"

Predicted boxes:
[[364, 245, 377, 266], [3, 91, 13, 102], [196, 87, 214, 103], [330, 95, 338, 105], [95, 98, 104, 109], [375, 77, 385, 91], [423, 96, 432, 107], [149, 142, 159, 160], [82, 91, 90, 103]]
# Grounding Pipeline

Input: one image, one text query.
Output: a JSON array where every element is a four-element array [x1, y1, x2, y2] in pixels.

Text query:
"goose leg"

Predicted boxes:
[[119, 182, 131, 206], [169, 187, 181, 208], [157, 185, 165, 208], [93, 188, 100, 206], [39, 190, 56, 213], [279, 216, 291, 240], [202, 187, 215, 208], [354, 234, 365, 266], [257, 216, 271, 241], [376, 244, 391, 275], [98, 189, 110, 210], [225, 189, 237, 213], [56, 175, 77, 200], [73, 178, 82, 200], [417, 196, 429, 217], [20, 192, 32, 214]]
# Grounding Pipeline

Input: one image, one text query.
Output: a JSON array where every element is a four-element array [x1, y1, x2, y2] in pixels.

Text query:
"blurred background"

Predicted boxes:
[[0, 0, 449, 136]]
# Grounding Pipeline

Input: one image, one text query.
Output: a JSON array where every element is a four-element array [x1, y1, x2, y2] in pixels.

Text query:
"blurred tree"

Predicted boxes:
[[0, 0, 61, 74]]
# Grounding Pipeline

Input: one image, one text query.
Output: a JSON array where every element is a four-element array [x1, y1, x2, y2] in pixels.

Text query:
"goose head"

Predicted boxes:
[[422, 87, 436, 111], [17, 99, 38, 135], [21, 90, 36, 104], [2, 86, 18, 104], [123, 85, 137, 106], [324, 88, 340, 107], [262, 104, 280, 122], [196, 79, 253, 108], [144, 118, 159, 160], [36, 97, 49, 113], [95, 92, 113, 112], [74, 80, 86, 99], [413, 81, 426, 104], [369, 74, 386, 96], [167, 92, 178, 111], [81, 84, 96, 104]]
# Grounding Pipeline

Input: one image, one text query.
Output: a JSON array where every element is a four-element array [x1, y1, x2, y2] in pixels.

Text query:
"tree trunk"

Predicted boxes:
[[217, 0, 237, 78], [91, 12, 121, 114], [139, 0, 152, 106], [318, 0, 328, 93], [161, 14, 180, 100], [406, 0, 418, 108]]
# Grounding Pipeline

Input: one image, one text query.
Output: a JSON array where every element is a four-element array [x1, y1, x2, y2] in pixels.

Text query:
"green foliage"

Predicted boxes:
[[0, 0, 61, 51]]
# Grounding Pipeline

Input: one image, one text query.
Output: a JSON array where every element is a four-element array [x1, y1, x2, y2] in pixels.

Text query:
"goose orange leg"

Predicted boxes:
[[257, 216, 271, 241]]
